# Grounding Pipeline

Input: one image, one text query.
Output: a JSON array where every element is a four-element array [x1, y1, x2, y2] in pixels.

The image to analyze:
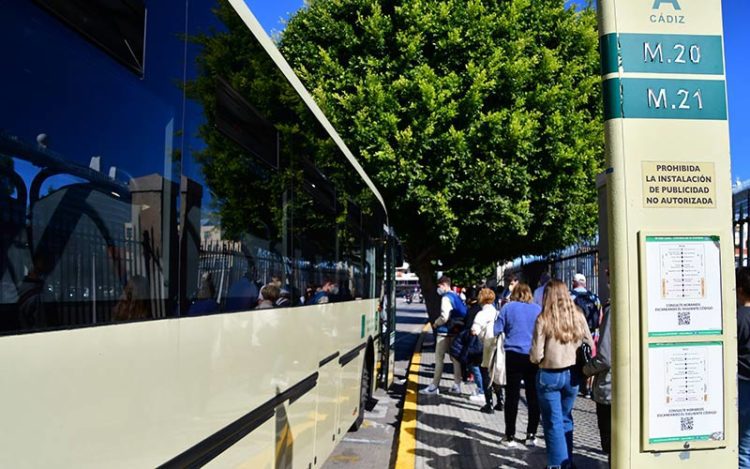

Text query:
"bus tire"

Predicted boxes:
[[350, 360, 370, 431]]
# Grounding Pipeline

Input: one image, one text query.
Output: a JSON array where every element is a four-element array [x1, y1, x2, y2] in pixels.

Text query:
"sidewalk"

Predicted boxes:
[[396, 329, 609, 469]]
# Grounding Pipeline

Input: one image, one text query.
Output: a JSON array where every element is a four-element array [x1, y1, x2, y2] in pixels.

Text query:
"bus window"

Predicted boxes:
[[182, 0, 289, 314], [33, 0, 147, 76], [0, 1, 185, 333]]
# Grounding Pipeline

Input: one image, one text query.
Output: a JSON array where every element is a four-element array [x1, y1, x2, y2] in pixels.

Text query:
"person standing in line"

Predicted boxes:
[[533, 272, 551, 307], [531, 280, 594, 469], [469, 288, 500, 408], [420, 276, 464, 395], [570, 273, 601, 397], [737, 267, 750, 469], [462, 288, 484, 401], [583, 302, 612, 466], [499, 273, 519, 308], [495, 282, 542, 447]]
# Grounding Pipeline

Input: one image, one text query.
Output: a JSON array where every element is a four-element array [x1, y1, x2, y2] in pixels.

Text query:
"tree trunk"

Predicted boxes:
[[411, 254, 440, 323]]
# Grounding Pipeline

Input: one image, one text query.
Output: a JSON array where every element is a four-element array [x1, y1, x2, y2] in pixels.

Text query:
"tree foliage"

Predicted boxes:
[[281, 0, 603, 301]]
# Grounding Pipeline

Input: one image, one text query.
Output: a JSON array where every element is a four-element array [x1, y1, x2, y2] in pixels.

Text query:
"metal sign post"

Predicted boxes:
[[597, 0, 737, 466]]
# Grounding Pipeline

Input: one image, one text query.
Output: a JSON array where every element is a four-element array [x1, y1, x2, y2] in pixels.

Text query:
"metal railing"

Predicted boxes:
[[735, 188, 750, 268], [506, 241, 602, 299], [547, 245, 600, 298]]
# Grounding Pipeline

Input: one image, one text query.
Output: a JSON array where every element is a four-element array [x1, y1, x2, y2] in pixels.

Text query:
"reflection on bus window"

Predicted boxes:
[[0, 0, 183, 334], [1, 0, 386, 336]]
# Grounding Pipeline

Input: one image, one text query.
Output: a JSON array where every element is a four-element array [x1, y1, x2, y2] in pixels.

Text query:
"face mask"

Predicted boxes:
[[330, 285, 340, 295], [437, 287, 446, 296]]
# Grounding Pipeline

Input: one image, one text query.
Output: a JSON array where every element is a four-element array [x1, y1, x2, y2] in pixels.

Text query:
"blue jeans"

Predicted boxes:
[[740, 379, 750, 469], [470, 364, 484, 391], [537, 368, 579, 468]]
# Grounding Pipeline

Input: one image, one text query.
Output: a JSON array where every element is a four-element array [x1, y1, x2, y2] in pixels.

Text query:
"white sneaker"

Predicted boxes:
[[469, 392, 485, 402], [525, 435, 539, 447], [449, 383, 461, 394], [420, 384, 440, 395], [500, 437, 518, 448]]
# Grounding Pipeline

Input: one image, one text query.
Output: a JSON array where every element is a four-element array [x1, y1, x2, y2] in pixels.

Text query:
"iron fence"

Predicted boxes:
[[735, 188, 749, 268], [506, 242, 602, 299], [547, 246, 600, 299]]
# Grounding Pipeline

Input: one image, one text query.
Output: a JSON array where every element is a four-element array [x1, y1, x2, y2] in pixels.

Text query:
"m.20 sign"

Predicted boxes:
[[644, 41, 701, 65]]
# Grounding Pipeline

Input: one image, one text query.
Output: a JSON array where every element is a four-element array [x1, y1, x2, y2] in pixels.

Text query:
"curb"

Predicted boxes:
[[392, 322, 431, 469]]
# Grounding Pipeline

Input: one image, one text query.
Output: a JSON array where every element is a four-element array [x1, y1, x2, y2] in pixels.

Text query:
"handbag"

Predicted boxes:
[[574, 342, 593, 377], [490, 333, 507, 386], [450, 329, 483, 365]]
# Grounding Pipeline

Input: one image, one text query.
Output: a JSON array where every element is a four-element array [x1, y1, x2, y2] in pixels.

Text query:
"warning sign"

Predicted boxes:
[[642, 162, 716, 208]]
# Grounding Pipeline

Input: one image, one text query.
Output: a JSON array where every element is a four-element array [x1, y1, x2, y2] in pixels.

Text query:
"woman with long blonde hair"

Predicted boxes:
[[531, 280, 594, 469]]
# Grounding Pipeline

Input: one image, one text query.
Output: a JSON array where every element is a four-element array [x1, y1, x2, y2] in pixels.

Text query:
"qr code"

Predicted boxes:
[[681, 416, 694, 431], [678, 311, 691, 326]]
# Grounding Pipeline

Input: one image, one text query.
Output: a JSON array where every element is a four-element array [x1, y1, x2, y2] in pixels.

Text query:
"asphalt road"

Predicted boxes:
[[322, 299, 428, 469]]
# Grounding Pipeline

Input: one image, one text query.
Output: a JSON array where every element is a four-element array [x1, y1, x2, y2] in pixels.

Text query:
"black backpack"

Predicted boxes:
[[572, 290, 600, 332]]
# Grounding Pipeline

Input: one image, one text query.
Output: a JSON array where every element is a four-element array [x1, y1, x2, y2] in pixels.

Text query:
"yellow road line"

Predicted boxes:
[[394, 323, 430, 469]]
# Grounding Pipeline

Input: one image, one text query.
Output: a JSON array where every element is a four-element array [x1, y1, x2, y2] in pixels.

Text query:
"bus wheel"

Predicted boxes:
[[350, 361, 370, 431]]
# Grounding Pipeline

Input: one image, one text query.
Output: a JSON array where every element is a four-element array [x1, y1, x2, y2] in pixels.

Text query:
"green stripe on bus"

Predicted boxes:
[[602, 78, 727, 121], [361, 314, 366, 339]]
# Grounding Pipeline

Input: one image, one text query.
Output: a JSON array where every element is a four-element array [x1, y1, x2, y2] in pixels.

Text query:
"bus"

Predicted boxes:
[[0, 0, 396, 467]]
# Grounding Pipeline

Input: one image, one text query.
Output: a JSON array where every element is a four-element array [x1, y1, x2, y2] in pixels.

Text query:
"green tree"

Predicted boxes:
[[281, 0, 603, 315]]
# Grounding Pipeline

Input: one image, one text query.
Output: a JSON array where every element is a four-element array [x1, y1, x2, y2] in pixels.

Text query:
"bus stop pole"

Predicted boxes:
[[598, 0, 738, 467]]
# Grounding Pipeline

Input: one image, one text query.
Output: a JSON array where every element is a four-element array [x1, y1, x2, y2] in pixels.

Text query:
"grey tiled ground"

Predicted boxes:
[[414, 333, 608, 469]]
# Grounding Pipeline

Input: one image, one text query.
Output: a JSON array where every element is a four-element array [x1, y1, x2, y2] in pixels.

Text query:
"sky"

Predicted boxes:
[[247, 0, 750, 184]]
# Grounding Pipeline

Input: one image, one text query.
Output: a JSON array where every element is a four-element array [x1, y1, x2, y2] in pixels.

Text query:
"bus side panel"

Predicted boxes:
[[203, 419, 275, 469], [0, 322, 184, 468], [314, 357, 341, 465], [337, 354, 362, 439], [204, 391, 318, 469], [311, 303, 342, 465], [336, 301, 375, 437], [176, 307, 321, 468], [0, 304, 327, 467]]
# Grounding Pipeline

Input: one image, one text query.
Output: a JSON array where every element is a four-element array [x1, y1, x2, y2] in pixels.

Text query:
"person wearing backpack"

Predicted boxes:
[[421, 276, 466, 395], [570, 273, 601, 398]]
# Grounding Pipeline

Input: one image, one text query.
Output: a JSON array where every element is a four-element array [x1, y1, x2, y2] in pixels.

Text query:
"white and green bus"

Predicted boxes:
[[0, 0, 396, 467]]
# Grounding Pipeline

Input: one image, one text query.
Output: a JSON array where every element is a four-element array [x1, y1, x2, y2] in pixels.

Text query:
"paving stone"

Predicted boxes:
[[415, 333, 608, 469]]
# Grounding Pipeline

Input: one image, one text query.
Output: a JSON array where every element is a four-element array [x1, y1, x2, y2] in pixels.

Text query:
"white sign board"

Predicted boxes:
[[647, 342, 724, 444], [644, 236, 722, 336]]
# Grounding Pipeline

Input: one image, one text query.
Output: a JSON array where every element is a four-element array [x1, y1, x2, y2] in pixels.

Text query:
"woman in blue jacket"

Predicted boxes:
[[496, 282, 542, 447]]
